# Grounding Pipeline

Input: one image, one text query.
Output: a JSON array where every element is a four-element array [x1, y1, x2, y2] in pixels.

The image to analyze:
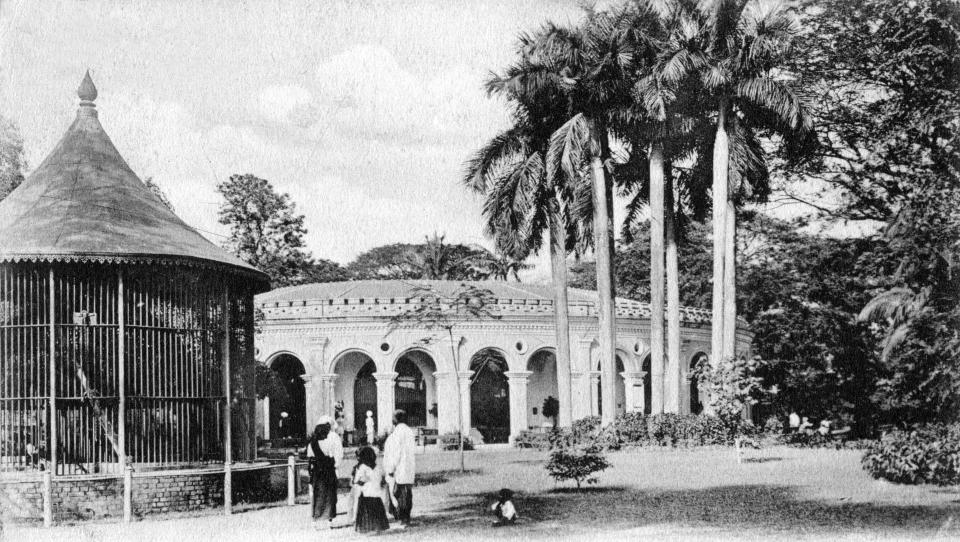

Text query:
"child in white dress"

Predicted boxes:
[[353, 446, 390, 533]]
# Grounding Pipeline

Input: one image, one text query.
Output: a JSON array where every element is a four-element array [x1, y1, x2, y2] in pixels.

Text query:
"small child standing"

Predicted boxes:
[[353, 446, 390, 533], [490, 488, 517, 526]]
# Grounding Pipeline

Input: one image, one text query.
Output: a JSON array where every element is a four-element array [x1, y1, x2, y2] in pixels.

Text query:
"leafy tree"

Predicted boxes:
[[300, 258, 350, 283], [0, 116, 26, 202], [542, 395, 560, 428], [546, 444, 611, 489], [217, 173, 313, 287], [346, 237, 515, 282], [781, 0, 960, 424]]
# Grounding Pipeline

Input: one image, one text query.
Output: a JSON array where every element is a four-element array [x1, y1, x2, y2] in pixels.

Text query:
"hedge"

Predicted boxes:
[[861, 424, 960, 485]]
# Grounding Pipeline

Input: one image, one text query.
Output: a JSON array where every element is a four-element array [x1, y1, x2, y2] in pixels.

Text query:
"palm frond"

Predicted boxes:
[[547, 113, 591, 185], [463, 128, 529, 193]]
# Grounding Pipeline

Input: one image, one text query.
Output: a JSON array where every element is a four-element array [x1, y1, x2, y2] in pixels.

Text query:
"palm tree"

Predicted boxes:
[[658, 0, 811, 363], [527, 10, 639, 425], [464, 55, 578, 426]]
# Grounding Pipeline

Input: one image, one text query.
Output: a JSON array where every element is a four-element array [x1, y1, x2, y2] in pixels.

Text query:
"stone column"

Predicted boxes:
[[589, 371, 601, 417], [303, 375, 323, 430], [316, 373, 337, 418], [457, 371, 474, 437], [570, 371, 591, 420], [620, 371, 645, 413], [504, 371, 532, 443], [433, 371, 457, 434], [373, 372, 398, 435]]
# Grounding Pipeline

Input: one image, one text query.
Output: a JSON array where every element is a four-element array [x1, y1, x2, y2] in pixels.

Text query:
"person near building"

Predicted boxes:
[[306, 416, 343, 529], [352, 446, 390, 533], [383, 409, 416, 527]]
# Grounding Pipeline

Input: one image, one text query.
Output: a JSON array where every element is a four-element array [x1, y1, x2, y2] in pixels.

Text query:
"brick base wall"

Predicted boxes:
[[0, 466, 275, 524]]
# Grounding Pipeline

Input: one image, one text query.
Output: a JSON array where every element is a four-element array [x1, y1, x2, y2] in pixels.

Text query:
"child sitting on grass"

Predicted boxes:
[[490, 488, 517, 526]]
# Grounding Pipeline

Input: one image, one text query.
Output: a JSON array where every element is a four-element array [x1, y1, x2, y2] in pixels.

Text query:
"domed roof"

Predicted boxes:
[[0, 73, 268, 287], [257, 279, 713, 325]]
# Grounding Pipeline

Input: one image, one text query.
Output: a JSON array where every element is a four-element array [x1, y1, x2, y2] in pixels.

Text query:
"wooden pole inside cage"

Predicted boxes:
[[48, 267, 57, 476], [117, 269, 126, 471], [222, 285, 232, 515]]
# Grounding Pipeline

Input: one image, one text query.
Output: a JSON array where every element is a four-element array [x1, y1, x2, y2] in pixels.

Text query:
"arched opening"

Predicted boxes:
[[689, 352, 707, 415], [596, 356, 626, 417], [268, 354, 307, 440], [527, 349, 558, 429], [333, 351, 378, 444], [642, 355, 652, 414], [395, 350, 437, 429], [470, 348, 510, 444]]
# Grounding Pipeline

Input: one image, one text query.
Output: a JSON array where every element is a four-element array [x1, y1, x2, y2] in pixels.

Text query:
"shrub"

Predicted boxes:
[[545, 444, 611, 489], [861, 424, 960, 485], [513, 430, 553, 450], [612, 412, 647, 443], [542, 396, 559, 427], [438, 432, 474, 451]]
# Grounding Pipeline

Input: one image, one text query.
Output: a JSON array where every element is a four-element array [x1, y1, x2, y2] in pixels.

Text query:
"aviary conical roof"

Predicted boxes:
[[0, 72, 268, 287]]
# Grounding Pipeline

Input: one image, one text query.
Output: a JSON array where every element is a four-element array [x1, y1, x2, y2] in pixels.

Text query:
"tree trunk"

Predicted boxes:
[[722, 198, 737, 359], [711, 101, 729, 370], [548, 195, 574, 427], [665, 164, 681, 414], [648, 142, 665, 415], [587, 116, 618, 426]]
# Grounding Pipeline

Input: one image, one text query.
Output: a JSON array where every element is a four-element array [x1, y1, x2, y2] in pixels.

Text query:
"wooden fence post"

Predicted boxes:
[[123, 466, 133, 522], [42, 470, 52, 527], [287, 455, 296, 506]]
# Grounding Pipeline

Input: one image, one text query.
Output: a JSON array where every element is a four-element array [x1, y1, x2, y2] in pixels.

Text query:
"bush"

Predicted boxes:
[[612, 412, 647, 443], [513, 430, 553, 450], [545, 444, 611, 489], [438, 432, 474, 451], [861, 424, 960, 485]]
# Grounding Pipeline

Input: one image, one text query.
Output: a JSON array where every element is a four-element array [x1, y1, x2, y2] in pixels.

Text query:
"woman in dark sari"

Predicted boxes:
[[306, 420, 341, 528]]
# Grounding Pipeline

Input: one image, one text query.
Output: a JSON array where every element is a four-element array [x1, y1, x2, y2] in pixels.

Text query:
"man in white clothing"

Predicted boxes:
[[383, 409, 416, 526]]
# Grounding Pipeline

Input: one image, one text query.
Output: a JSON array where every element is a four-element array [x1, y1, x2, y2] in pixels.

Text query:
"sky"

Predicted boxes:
[[0, 0, 589, 281]]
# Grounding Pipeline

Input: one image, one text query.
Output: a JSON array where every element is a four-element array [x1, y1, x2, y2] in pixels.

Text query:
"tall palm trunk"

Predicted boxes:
[[711, 101, 729, 372], [664, 165, 681, 414], [722, 198, 737, 359], [587, 116, 618, 426], [648, 142, 665, 414], [548, 195, 573, 427]]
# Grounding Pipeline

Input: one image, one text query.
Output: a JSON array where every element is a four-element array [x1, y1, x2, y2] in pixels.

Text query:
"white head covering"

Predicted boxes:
[[317, 415, 333, 426]]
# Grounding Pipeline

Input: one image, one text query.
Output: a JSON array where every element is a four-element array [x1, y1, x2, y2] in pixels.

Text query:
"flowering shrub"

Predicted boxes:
[[861, 424, 960, 485]]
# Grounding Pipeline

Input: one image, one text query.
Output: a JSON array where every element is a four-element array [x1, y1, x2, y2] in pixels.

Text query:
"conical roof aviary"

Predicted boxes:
[[0, 73, 269, 288]]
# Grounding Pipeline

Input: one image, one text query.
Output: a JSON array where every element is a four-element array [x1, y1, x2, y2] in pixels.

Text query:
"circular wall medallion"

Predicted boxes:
[[380, 342, 391, 353]]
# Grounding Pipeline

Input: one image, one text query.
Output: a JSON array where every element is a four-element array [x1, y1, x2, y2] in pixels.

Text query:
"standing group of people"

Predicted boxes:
[[305, 409, 417, 533]]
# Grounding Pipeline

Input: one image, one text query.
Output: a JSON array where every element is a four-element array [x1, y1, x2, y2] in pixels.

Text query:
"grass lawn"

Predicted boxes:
[[8, 446, 959, 541]]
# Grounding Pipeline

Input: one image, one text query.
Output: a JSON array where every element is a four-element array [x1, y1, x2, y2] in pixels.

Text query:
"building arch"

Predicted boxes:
[[526, 347, 559, 429], [595, 356, 627, 417], [393, 348, 438, 428], [688, 351, 708, 415], [327, 346, 378, 374], [263, 353, 307, 440], [331, 349, 379, 441], [469, 347, 511, 443], [641, 354, 653, 415]]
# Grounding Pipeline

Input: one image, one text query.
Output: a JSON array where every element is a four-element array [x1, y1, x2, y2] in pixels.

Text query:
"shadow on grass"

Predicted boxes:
[[417, 469, 483, 486], [742, 457, 784, 464], [413, 484, 957, 538]]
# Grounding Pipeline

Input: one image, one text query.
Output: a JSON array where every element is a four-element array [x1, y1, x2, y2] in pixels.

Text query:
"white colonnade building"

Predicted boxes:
[[255, 280, 752, 444]]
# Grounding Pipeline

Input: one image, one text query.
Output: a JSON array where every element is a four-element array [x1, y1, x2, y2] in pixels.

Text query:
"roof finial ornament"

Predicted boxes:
[[78, 70, 97, 106]]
